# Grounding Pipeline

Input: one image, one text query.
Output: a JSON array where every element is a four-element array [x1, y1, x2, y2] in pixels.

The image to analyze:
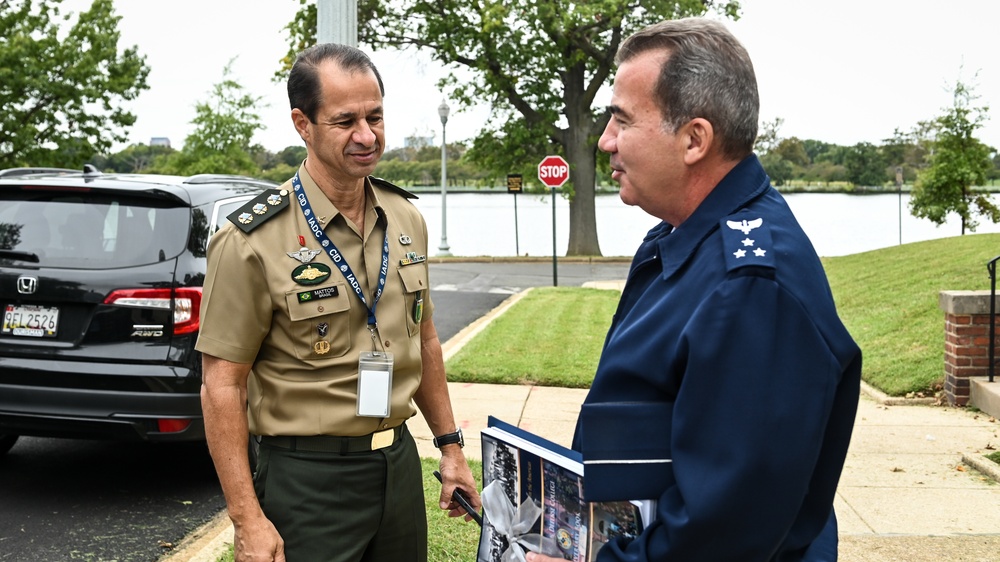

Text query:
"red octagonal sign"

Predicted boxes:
[[538, 155, 569, 188]]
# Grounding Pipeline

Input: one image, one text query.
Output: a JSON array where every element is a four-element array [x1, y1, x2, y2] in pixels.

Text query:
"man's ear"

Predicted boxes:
[[682, 118, 714, 165], [291, 108, 311, 142]]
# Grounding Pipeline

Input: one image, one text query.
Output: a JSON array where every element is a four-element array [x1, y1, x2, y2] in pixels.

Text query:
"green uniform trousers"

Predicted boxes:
[[254, 424, 428, 562]]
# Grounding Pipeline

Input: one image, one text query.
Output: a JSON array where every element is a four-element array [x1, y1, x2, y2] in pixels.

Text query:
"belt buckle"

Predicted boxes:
[[371, 428, 394, 450]]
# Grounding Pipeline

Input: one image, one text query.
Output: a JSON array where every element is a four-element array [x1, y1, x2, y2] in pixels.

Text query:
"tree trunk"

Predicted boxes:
[[562, 61, 602, 256], [565, 133, 601, 255]]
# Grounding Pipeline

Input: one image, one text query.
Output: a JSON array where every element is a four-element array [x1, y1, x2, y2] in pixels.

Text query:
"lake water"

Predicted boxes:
[[411, 191, 1000, 258]]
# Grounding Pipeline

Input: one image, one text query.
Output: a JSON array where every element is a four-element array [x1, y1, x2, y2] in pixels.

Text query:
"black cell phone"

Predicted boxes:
[[433, 470, 483, 527]]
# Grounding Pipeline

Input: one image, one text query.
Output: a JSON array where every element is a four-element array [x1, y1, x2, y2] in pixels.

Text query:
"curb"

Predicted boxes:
[[159, 511, 232, 562], [859, 380, 937, 406], [962, 451, 1000, 484]]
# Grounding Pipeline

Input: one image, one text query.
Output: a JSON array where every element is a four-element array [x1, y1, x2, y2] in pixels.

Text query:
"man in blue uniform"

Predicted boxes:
[[528, 18, 861, 562]]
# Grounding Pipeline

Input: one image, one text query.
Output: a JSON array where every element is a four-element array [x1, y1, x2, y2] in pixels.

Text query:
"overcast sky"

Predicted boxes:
[[66, 0, 1000, 154]]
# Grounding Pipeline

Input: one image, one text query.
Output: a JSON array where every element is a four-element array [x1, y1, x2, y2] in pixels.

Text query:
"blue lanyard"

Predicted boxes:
[[292, 172, 389, 327]]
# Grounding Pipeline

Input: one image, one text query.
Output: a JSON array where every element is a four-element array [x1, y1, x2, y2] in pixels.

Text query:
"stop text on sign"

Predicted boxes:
[[539, 165, 568, 178], [537, 155, 569, 188]]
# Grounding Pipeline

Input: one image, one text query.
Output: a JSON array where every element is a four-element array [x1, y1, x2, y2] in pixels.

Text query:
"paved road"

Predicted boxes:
[[0, 260, 631, 562], [0, 438, 223, 561]]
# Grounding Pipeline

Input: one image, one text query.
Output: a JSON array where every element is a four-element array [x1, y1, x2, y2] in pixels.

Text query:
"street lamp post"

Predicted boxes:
[[437, 99, 451, 256]]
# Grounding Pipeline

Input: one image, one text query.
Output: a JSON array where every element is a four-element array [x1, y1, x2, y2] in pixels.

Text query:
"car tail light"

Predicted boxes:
[[103, 287, 203, 335], [157, 419, 193, 433]]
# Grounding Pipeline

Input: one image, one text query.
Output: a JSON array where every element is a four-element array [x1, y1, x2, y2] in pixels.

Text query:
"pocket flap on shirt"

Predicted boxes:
[[397, 265, 428, 294], [580, 401, 674, 502]]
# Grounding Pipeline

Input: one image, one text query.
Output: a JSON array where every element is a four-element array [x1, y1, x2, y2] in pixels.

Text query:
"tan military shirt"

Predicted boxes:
[[195, 165, 433, 437]]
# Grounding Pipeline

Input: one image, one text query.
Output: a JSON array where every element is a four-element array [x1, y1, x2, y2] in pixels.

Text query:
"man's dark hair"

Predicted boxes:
[[287, 43, 385, 123], [617, 18, 759, 160]]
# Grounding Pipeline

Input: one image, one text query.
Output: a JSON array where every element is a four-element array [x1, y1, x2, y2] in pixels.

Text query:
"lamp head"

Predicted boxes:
[[438, 99, 450, 124]]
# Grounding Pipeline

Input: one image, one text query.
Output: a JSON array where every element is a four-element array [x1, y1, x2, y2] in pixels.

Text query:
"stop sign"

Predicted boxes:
[[538, 155, 570, 188]]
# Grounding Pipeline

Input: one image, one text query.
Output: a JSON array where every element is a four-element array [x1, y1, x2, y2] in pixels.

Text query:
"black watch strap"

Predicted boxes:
[[433, 428, 464, 448]]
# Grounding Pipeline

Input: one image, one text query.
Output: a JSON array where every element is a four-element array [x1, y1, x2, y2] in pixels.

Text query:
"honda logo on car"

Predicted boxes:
[[17, 276, 37, 295], [538, 155, 569, 188]]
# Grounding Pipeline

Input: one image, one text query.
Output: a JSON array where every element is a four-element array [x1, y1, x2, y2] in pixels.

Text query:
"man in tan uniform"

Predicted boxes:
[[197, 43, 480, 562]]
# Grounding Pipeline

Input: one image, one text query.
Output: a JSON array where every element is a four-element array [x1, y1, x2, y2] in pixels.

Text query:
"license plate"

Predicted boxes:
[[2, 304, 59, 338]]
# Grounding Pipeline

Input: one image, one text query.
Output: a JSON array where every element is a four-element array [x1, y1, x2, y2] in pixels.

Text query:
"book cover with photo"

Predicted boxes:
[[476, 417, 644, 562]]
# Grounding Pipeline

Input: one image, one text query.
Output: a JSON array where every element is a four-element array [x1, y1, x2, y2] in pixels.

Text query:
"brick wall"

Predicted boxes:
[[939, 291, 1000, 405]]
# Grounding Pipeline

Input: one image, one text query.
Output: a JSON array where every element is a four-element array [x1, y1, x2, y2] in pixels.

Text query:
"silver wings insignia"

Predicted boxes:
[[286, 247, 323, 264], [726, 218, 763, 235]]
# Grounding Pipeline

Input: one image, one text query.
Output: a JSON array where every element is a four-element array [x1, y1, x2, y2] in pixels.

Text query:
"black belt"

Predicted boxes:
[[261, 424, 404, 453]]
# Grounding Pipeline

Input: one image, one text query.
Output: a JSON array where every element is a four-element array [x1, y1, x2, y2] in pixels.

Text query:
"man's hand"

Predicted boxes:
[[232, 515, 285, 562], [437, 447, 482, 522]]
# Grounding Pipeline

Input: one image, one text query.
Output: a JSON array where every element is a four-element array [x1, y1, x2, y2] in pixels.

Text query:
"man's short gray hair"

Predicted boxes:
[[617, 18, 759, 160]]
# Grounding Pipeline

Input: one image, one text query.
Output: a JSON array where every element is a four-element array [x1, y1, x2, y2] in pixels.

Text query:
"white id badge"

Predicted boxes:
[[357, 351, 393, 417]]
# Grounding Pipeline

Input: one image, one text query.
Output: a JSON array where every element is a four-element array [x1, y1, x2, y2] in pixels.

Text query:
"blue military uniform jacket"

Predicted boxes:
[[576, 155, 862, 561]]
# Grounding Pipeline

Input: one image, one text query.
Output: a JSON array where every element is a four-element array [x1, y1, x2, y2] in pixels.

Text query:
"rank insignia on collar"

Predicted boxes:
[[292, 263, 332, 285], [287, 247, 323, 264], [399, 234, 412, 245], [400, 251, 426, 266]]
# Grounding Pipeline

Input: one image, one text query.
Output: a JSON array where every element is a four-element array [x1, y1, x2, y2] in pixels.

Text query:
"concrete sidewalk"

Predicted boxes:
[[164, 284, 1000, 562]]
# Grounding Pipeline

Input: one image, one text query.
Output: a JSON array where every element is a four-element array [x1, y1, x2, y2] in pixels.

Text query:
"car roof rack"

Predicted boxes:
[[184, 174, 278, 187], [0, 167, 79, 178]]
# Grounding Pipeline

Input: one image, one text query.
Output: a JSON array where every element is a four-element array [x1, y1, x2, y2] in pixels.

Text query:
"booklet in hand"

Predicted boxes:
[[476, 416, 646, 562]]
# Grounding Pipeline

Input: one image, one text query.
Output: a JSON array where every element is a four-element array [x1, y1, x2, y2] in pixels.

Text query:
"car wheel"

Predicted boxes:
[[0, 434, 19, 457]]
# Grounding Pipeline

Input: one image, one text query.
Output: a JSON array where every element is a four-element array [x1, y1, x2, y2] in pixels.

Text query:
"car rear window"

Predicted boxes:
[[0, 189, 189, 269]]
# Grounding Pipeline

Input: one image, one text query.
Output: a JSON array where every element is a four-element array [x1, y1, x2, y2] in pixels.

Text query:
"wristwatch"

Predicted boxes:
[[433, 428, 464, 448]]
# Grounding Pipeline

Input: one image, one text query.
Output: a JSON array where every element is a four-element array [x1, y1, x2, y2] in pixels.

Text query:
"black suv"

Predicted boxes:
[[0, 166, 277, 457]]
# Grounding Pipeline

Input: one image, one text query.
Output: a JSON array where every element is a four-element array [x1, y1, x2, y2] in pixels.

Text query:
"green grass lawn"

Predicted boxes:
[[825, 232, 1000, 395], [445, 287, 619, 388]]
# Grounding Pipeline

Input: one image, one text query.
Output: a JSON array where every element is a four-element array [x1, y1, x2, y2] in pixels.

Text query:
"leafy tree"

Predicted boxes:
[[90, 143, 175, 173], [281, 0, 740, 255], [910, 78, 996, 234], [759, 151, 792, 186], [0, 0, 150, 168], [773, 137, 810, 168], [843, 142, 886, 187], [801, 139, 837, 164], [155, 60, 266, 176], [881, 126, 931, 183], [806, 160, 847, 184], [276, 145, 308, 167], [753, 117, 784, 156]]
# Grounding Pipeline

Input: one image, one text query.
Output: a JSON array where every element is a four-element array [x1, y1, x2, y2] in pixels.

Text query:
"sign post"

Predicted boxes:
[[537, 155, 570, 286], [507, 174, 523, 256], [895, 166, 903, 246]]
